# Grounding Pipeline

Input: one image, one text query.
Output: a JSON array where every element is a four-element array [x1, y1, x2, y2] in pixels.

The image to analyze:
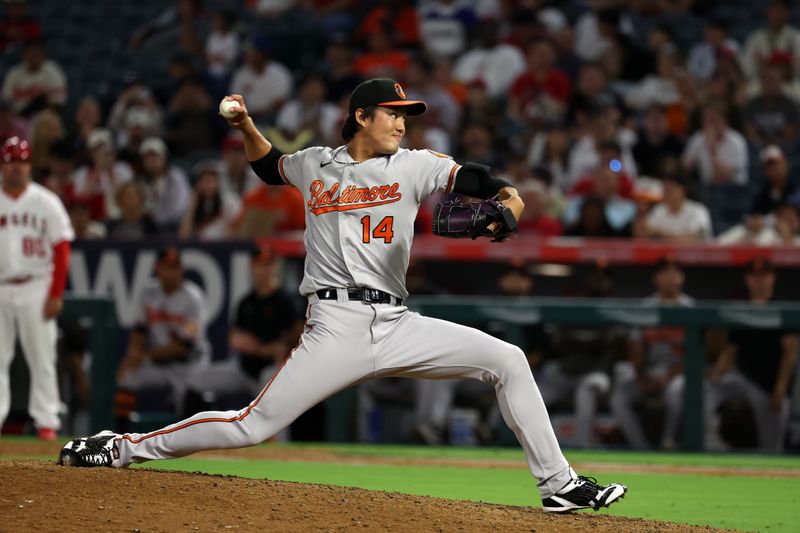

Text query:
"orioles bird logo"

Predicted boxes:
[[394, 83, 406, 99]]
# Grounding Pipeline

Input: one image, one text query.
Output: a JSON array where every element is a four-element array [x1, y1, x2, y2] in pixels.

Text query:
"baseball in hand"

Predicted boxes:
[[219, 98, 240, 119]]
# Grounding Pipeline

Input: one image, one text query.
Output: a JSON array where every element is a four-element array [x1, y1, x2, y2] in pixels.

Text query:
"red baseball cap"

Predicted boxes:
[[1, 136, 32, 163]]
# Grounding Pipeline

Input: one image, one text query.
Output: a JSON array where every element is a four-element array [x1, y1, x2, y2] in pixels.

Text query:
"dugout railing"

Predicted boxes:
[[62, 296, 119, 434], [408, 296, 800, 451]]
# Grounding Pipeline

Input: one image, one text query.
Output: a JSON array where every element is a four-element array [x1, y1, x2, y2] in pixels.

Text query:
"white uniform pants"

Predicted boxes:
[[114, 298, 572, 498], [0, 277, 60, 431]]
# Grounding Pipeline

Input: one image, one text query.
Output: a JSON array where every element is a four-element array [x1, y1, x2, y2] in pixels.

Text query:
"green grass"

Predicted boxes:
[[4, 439, 799, 532]]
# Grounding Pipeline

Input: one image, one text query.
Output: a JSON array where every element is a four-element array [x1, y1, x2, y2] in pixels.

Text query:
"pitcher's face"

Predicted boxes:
[[359, 106, 407, 155]]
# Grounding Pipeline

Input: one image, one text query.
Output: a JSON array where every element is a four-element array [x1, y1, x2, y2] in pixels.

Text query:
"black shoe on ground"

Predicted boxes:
[[56, 430, 121, 468]]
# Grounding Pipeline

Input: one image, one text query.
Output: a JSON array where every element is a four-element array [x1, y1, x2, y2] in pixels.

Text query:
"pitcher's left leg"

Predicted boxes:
[[373, 309, 570, 498]]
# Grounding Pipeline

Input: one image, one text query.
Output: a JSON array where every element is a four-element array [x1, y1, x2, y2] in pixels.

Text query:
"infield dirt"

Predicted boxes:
[[2, 460, 728, 533]]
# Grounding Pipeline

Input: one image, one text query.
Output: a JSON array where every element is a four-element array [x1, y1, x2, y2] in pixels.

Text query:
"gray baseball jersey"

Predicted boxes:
[[133, 280, 210, 363], [278, 145, 460, 299]]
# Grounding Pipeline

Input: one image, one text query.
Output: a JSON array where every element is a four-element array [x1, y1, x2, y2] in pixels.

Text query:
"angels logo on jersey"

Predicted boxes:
[[307, 179, 402, 215]]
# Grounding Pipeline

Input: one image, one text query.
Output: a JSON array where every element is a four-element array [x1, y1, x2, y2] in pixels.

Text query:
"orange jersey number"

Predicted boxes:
[[361, 215, 395, 244]]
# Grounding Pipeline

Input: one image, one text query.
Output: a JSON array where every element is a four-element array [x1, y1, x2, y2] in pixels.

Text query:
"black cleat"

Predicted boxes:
[[542, 474, 627, 513], [57, 430, 121, 468]]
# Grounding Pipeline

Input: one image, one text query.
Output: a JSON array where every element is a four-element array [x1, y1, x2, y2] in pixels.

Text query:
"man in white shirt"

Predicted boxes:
[[740, 0, 800, 80], [682, 105, 748, 186], [230, 37, 292, 121], [1, 39, 67, 116], [646, 175, 712, 241], [452, 20, 525, 98]]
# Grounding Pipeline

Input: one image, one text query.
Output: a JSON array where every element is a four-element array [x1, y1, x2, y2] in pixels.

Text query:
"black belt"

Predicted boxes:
[[316, 288, 402, 306]]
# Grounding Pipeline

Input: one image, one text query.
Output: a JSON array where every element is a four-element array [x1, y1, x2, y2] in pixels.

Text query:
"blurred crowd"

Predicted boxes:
[[3, 0, 800, 450], [3, 0, 800, 243]]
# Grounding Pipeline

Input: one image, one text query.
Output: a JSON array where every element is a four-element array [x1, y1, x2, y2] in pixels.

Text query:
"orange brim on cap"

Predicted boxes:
[[377, 100, 427, 116]]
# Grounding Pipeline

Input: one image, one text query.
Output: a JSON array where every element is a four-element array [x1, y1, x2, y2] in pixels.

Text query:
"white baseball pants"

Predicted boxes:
[[0, 277, 61, 431], [114, 297, 573, 497]]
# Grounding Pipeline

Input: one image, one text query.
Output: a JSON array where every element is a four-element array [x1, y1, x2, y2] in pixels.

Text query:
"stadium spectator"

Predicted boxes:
[[137, 137, 190, 231], [219, 132, 260, 198], [624, 49, 681, 112], [320, 36, 363, 106], [687, 18, 740, 82], [230, 36, 292, 121], [515, 180, 563, 237], [178, 162, 240, 240], [417, 0, 476, 60], [116, 246, 210, 420], [718, 203, 800, 246], [270, 74, 343, 150], [611, 257, 694, 450], [706, 258, 798, 452], [72, 97, 103, 158], [356, 0, 419, 49], [105, 181, 159, 240], [508, 40, 572, 122], [116, 107, 160, 174], [632, 105, 684, 180], [67, 199, 107, 240], [563, 196, 620, 238], [0, 98, 29, 143], [165, 73, 215, 155], [129, 0, 205, 56], [404, 58, 460, 133], [41, 140, 76, 199], [70, 128, 134, 221], [569, 141, 635, 200], [744, 63, 800, 148], [1, 39, 67, 117], [28, 108, 64, 181], [564, 159, 636, 233], [352, 22, 411, 80], [459, 80, 503, 136], [527, 125, 571, 192], [182, 245, 303, 421], [108, 80, 164, 142], [751, 145, 797, 215], [204, 9, 239, 88], [0, 0, 41, 52], [566, 62, 623, 129], [740, 0, 800, 81], [645, 175, 712, 241], [231, 182, 305, 238], [566, 106, 637, 190], [538, 262, 624, 448], [682, 104, 748, 186], [452, 20, 526, 99], [456, 122, 500, 169]]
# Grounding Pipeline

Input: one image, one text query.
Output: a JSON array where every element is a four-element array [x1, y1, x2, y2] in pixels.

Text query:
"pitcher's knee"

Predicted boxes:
[[497, 344, 530, 377]]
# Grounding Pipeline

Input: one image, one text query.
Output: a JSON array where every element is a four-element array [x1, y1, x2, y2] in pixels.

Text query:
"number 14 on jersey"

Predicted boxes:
[[361, 215, 394, 244]]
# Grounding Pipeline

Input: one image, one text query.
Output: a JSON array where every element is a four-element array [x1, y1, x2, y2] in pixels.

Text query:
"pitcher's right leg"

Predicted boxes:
[[60, 300, 376, 467]]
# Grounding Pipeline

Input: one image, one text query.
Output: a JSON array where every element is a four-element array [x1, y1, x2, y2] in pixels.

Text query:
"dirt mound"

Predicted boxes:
[[1, 461, 725, 532]]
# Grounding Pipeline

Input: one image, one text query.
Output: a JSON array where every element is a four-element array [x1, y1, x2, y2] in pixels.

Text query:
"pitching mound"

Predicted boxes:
[[2, 460, 722, 532]]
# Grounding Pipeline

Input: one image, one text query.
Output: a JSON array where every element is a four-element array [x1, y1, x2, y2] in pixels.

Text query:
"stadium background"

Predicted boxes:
[[3, 0, 800, 531]]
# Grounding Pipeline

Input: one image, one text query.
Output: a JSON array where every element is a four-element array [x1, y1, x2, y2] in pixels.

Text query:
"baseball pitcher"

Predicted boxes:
[[1, 136, 73, 440], [58, 79, 627, 513]]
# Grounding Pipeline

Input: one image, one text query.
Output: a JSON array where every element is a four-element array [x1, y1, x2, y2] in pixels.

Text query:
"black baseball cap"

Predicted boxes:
[[347, 78, 426, 116], [341, 78, 426, 140]]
